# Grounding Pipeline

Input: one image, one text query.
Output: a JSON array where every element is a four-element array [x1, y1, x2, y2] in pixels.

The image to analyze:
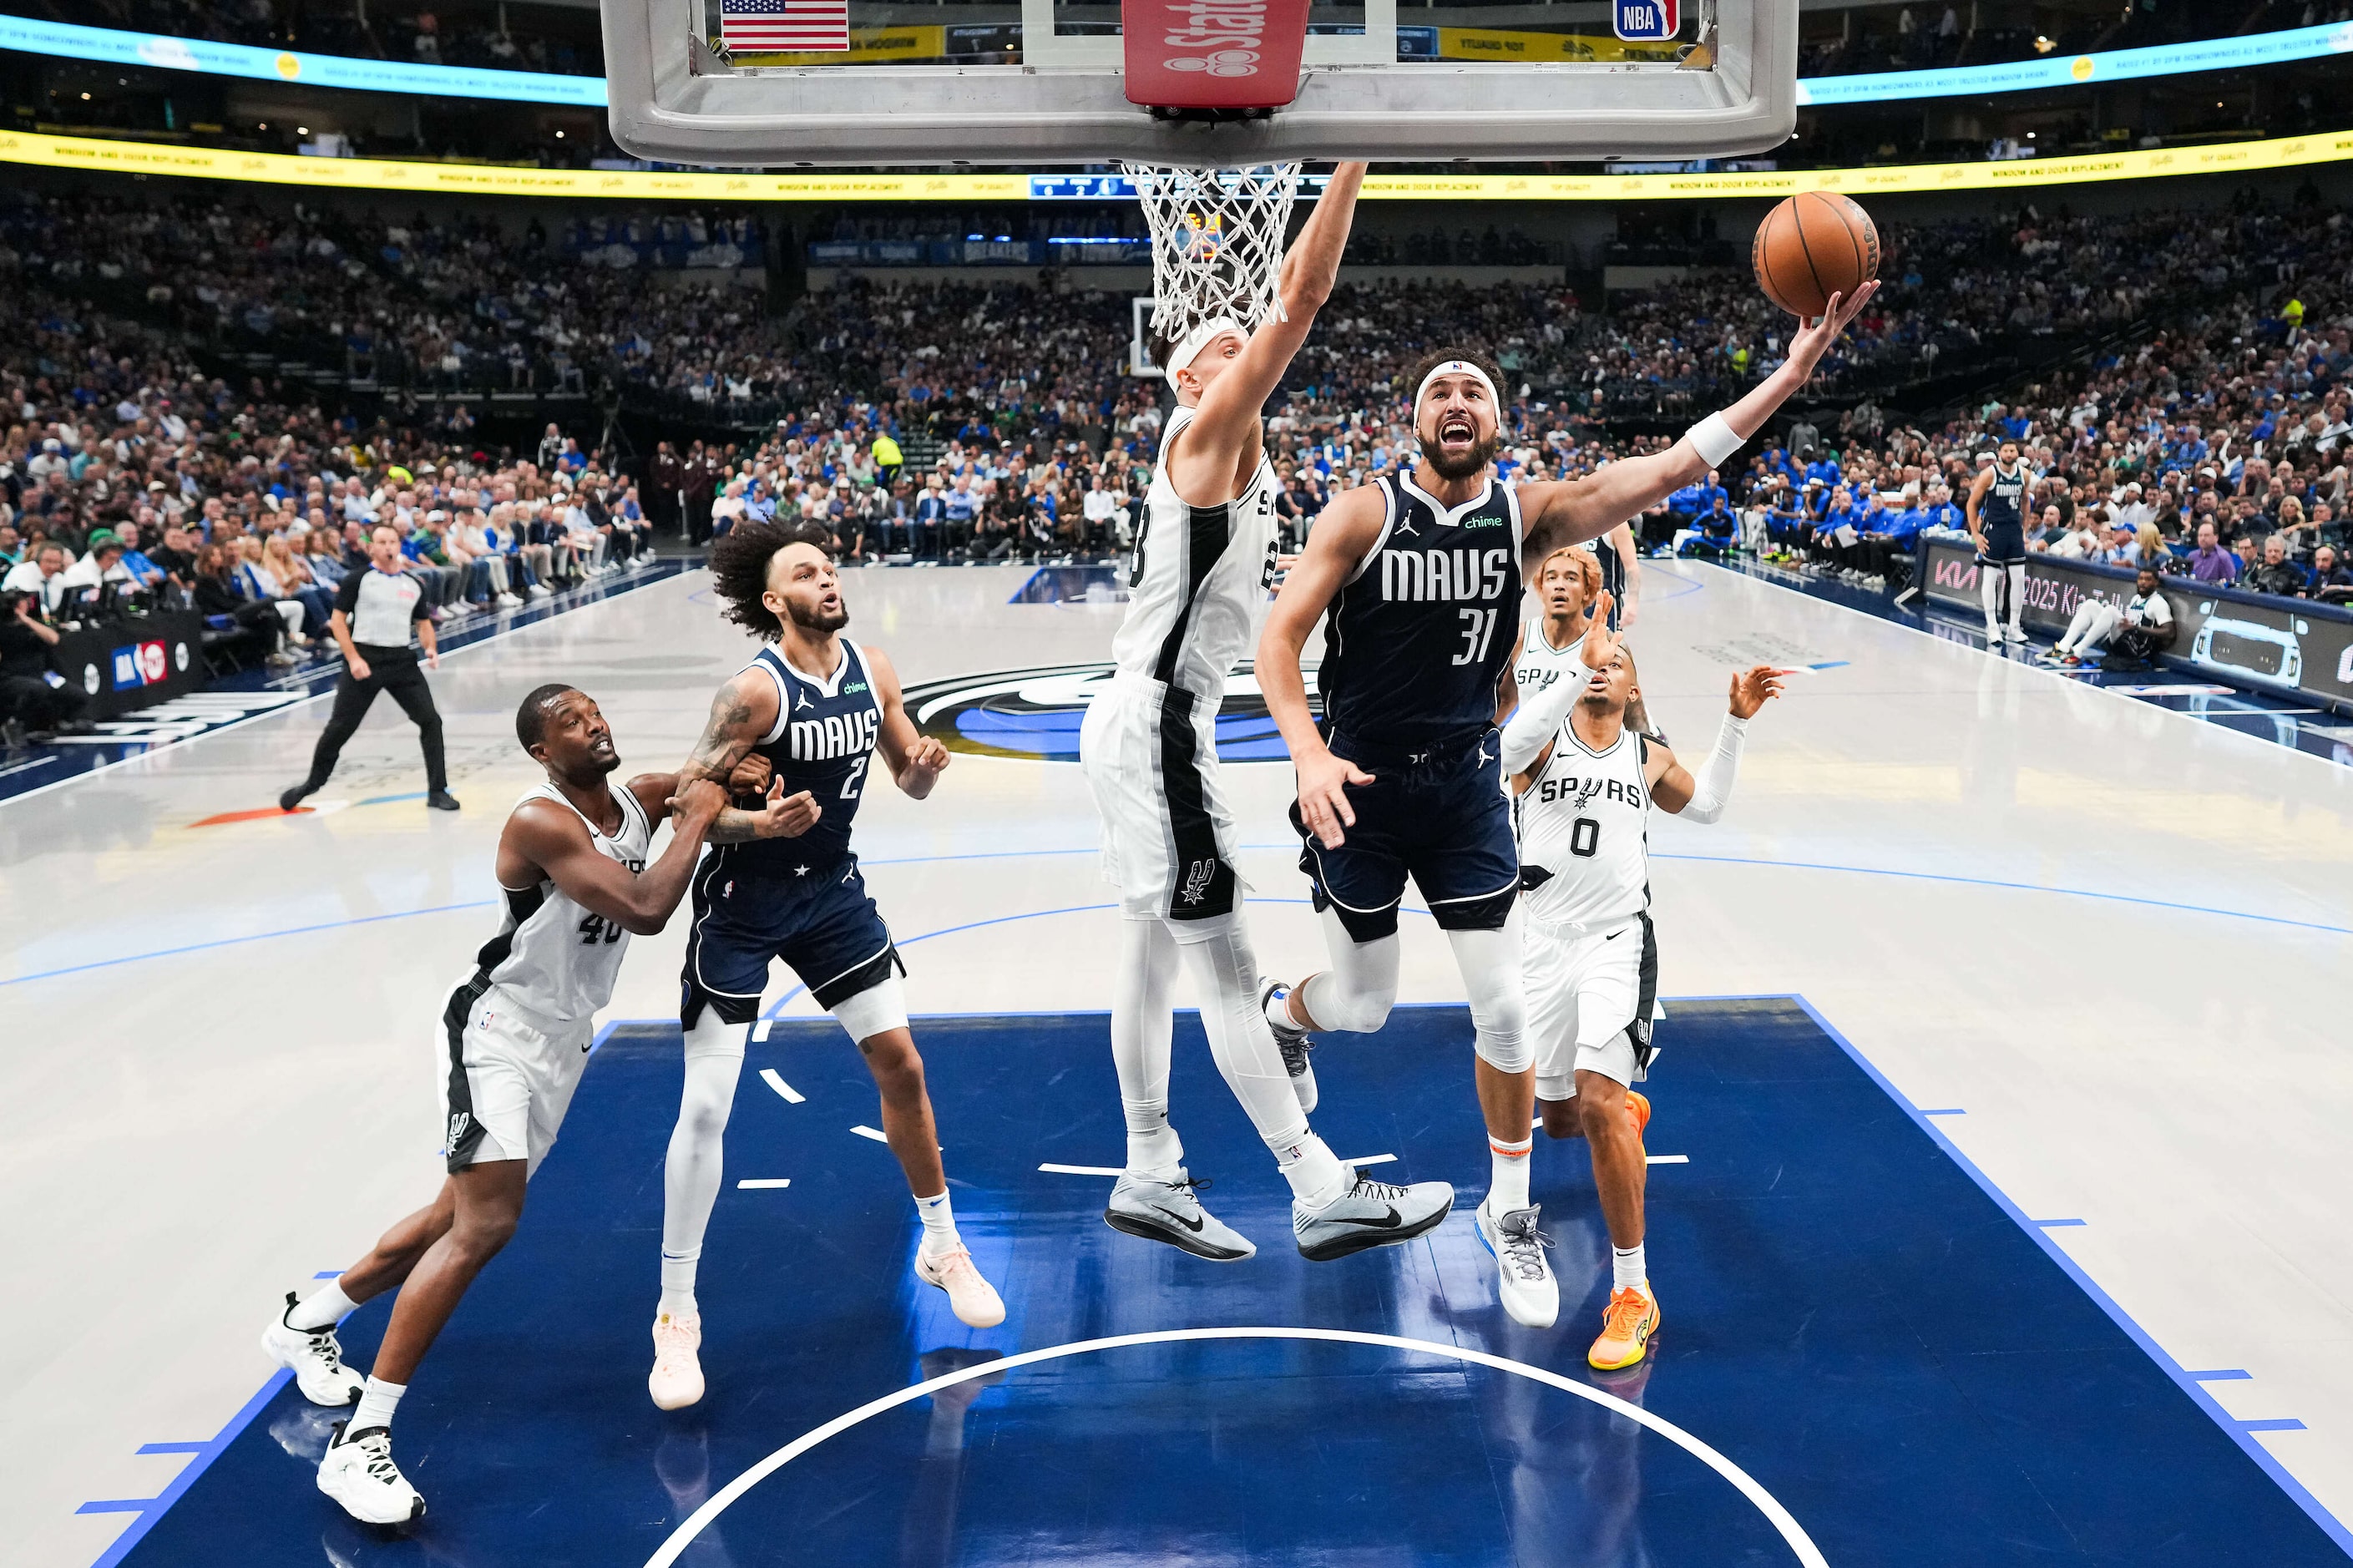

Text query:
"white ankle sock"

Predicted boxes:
[[1612, 1242, 1647, 1292], [1488, 1134, 1533, 1214], [658, 1248, 700, 1319], [1269, 1128, 1349, 1209], [1123, 1117, 1182, 1179], [287, 1281, 358, 1332], [913, 1190, 961, 1257], [1262, 982, 1298, 1033], [353, 1375, 406, 1434]]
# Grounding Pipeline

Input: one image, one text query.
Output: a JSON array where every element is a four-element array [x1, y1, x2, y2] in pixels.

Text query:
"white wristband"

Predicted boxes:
[[1685, 412, 1743, 468]]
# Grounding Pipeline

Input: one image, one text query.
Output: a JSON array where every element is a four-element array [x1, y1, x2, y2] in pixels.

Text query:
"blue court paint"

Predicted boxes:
[[2192, 1369, 2255, 1381], [1920, 1107, 1967, 1115], [111, 1002, 2349, 1566], [2034, 1217, 2091, 1228], [0, 900, 494, 988], [1789, 992, 2353, 1555], [85, 1368, 292, 1568], [355, 791, 429, 807], [2246, 1420, 2313, 1433], [134, 1443, 210, 1455]]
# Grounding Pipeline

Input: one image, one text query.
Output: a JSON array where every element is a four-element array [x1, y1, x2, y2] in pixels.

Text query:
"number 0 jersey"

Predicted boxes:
[[1318, 473, 1524, 747], [1515, 721, 1652, 930], [479, 779, 653, 1023], [726, 640, 883, 876], [1111, 404, 1280, 699]]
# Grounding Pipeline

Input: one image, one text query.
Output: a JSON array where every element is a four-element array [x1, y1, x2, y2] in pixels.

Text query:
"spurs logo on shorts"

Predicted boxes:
[[446, 1110, 472, 1147], [1179, 858, 1217, 907]]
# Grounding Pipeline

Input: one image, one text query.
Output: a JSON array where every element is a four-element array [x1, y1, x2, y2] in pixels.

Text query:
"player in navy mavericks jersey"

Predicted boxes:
[[1258, 281, 1874, 1328], [646, 518, 1004, 1413], [1966, 438, 2034, 646]]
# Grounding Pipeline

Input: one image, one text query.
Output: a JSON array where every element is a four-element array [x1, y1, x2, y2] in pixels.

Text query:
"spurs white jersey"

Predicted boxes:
[[1516, 721, 1652, 930], [1513, 618, 1586, 702], [1110, 404, 1281, 697], [475, 780, 654, 1022]]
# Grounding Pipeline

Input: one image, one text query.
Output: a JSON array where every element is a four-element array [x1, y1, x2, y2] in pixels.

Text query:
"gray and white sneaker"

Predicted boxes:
[[316, 1422, 424, 1526], [1294, 1170, 1454, 1262], [1257, 978, 1317, 1114], [1475, 1200, 1561, 1328], [263, 1292, 364, 1405], [1105, 1169, 1255, 1262]]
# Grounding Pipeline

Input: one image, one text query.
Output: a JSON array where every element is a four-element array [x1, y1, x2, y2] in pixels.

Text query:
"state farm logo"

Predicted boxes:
[[1156, 0, 1268, 74]]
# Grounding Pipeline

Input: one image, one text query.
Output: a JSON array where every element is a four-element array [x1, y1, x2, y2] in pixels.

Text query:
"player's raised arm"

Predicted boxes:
[[863, 646, 950, 799], [1648, 664, 1783, 822], [1518, 284, 1880, 567], [1173, 163, 1366, 483], [499, 779, 725, 935], [1257, 483, 1389, 848]]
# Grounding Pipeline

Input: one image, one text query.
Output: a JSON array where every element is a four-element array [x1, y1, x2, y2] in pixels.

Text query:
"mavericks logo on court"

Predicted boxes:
[[901, 661, 1318, 764]]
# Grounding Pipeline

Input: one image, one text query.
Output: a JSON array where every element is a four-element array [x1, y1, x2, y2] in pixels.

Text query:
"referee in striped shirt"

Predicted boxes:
[[280, 525, 458, 812]]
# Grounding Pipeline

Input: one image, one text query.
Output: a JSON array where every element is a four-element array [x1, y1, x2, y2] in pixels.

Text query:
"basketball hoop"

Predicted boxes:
[[1125, 163, 1303, 357]]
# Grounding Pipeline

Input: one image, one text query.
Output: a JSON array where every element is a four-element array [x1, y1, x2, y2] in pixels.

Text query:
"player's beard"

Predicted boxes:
[[787, 598, 850, 633], [1422, 426, 1501, 483]]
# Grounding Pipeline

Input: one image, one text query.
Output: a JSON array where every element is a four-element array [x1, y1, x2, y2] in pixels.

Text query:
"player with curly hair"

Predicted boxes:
[[642, 518, 1004, 1413]]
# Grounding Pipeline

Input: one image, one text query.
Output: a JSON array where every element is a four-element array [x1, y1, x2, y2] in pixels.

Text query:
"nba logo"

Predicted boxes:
[[1613, 0, 1677, 40]]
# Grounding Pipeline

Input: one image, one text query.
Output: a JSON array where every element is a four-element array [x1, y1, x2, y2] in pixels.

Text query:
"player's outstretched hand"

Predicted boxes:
[[746, 775, 822, 839], [727, 752, 774, 797], [1784, 281, 1880, 376], [1579, 590, 1624, 671], [1296, 749, 1374, 850], [667, 776, 728, 827], [902, 735, 951, 788], [1728, 665, 1789, 719]]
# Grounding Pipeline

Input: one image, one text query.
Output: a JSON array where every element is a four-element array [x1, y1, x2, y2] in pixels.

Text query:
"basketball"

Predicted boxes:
[[1753, 191, 1880, 318]]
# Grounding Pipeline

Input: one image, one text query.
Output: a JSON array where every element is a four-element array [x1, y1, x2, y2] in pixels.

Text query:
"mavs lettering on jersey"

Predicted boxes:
[[1319, 475, 1524, 746], [731, 640, 883, 873]]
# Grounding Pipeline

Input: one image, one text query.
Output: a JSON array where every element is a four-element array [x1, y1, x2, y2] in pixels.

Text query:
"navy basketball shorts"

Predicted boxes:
[[1976, 521, 2027, 565], [680, 854, 903, 1028], [1292, 727, 1520, 943]]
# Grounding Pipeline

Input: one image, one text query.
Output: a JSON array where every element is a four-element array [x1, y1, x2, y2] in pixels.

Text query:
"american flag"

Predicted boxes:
[[720, 0, 849, 53]]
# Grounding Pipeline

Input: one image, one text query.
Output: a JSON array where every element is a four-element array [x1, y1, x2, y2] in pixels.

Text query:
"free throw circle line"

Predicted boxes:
[[640, 1325, 1829, 1568]]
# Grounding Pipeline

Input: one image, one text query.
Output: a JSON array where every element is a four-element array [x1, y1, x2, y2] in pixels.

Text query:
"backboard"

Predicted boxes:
[[601, 0, 1797, 167]]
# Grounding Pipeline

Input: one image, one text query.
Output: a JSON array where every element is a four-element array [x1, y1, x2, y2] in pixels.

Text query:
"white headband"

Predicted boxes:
[[1164, 316, 1242, 388], [1415, 359, 1500, 421]]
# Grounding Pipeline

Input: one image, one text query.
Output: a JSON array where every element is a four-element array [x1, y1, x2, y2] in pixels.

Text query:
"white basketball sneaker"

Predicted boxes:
[[915, 1244, 1006, 1328], [316, 1422, 424, 1525], [262, 1292, 365, 1406], [1476, 1199, 1561, 1328], [649, 1313, 706, 1410]]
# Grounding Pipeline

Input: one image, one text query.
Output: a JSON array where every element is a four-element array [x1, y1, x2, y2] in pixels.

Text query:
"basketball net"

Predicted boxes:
[[1123, 163, 1303, 352]]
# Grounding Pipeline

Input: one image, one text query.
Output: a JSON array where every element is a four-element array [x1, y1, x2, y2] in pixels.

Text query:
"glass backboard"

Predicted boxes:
[[602, 0, 1796, 166]]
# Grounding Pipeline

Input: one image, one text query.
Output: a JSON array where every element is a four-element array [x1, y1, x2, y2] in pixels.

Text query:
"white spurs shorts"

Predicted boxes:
[[437, 975, 594, 1177], [1079, 679, 1244, 923], [1524, 912, 1659, 1101]]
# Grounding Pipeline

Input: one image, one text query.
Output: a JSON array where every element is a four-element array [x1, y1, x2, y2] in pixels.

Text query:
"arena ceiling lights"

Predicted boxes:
[[5, 124, 2350, 201], [3, 13, 2348, 113]]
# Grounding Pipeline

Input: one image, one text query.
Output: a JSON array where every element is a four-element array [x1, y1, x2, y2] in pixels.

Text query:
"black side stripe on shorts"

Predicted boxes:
[[442, 974, 494, 1174], [1158, 684, 1236, 922], [1629, 910, 1662, 1071], [1150, 502, 1232, 685]]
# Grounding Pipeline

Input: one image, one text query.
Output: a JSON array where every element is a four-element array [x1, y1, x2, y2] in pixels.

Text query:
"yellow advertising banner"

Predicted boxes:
[[2, 127, 2348, 202], [1434, 27, 1680, 64], [729, 25, 948, 68]]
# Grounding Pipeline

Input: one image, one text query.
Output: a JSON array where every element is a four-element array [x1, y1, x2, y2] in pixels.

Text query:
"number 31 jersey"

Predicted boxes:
[[1515, 721, 1652, 929], [731, 640, 883, 875], [478, 780, 653, 1024]]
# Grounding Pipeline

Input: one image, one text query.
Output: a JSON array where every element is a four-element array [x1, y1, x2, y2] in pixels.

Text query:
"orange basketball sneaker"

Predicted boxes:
[[1589, 1286, 1661, 1370]]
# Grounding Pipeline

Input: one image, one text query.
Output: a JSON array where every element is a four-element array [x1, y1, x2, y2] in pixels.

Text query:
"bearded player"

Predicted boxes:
[[1500, 597, 1783, 1367], [1079, 161, 1453, 1264], [647, 518, 1004, 1412], [1257, 284, 1874, 1327]]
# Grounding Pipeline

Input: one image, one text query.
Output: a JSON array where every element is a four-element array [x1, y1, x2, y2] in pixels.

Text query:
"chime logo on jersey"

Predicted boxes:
[[901, 661, 1314, 764], [1380, 547, 1512, 604]]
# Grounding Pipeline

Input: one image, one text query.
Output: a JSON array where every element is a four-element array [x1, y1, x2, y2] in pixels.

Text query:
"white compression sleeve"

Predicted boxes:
[[1171, 913, 1309, 1149], [1111, 915, 1182, 1171], [1298, 907, 1400, 1034], [661, 1014, 747, 1290], [1499, 660, 1588, 776], [1445, 923, 1529, 1074], [1672, 712, 1748, 825]]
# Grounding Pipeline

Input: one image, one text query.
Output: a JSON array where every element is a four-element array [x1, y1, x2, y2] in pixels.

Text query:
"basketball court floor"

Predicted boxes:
[[6, 559, 2350, 1566]]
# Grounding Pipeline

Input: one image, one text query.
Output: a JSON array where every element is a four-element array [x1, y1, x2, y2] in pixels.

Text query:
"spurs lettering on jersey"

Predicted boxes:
[[1516, 729, 1652, 929]]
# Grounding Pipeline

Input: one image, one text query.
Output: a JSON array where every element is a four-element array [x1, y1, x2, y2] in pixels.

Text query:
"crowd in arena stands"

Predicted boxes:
[[4, 181, 2350, 740]]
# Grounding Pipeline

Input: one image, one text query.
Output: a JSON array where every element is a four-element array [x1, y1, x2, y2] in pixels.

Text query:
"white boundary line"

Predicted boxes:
[[759, 1068, 804, 1103], [736, 1178, 792, 1189], [638, 1326, 1829, 1568]]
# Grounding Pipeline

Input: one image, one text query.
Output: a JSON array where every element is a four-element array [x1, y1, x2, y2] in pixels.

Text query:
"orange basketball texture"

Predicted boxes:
[[1752, 193, 1880, 319]]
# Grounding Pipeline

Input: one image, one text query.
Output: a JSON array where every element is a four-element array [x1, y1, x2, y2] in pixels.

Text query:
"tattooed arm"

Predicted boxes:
[[680, 669, 822, 844]]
